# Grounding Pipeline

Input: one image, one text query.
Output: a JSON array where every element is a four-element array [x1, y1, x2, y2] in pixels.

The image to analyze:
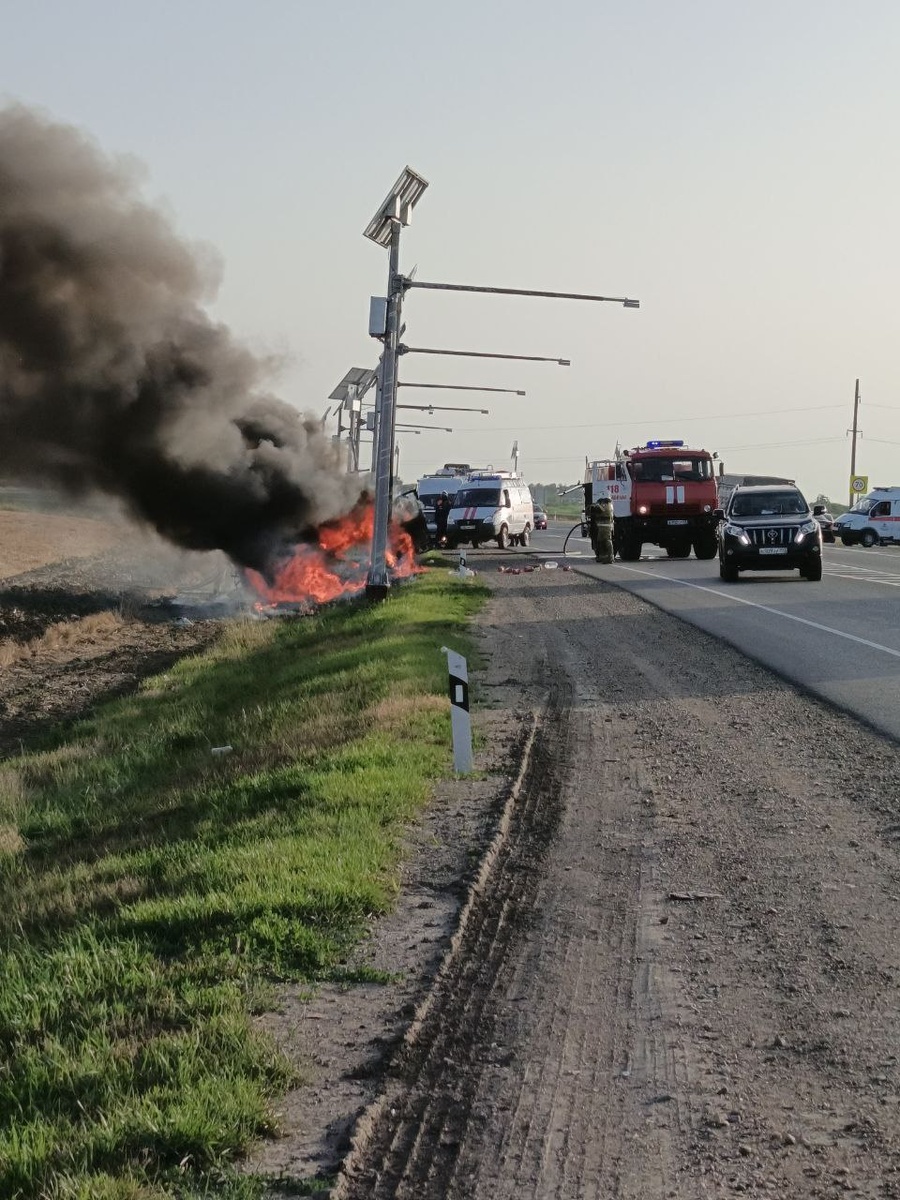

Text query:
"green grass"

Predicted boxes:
[[0, 567, 488, 1198], [543, 500, 583, 520]]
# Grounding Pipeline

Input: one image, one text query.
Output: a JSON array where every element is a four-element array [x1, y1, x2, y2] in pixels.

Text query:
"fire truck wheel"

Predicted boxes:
[[666, 541, 691, 559], [497, 526, 509, 550], [719, 560, 739, 583], [693, 533, 718, 560], [619, 538, 642, 562]]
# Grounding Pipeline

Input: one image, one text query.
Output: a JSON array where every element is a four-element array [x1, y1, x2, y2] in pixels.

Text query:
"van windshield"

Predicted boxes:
[[454, 488, 501, 507], [849, 497, 874, 514]]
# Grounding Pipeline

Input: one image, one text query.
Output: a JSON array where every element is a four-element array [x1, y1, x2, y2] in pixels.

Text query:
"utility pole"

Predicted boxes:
[[849, 377, 861, 506]]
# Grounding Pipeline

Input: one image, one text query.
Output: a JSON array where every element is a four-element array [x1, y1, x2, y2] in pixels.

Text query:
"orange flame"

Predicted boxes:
[[246, 503, 420, 608]]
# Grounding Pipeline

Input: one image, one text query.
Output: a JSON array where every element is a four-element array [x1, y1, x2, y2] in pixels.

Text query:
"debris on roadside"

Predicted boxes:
[[496, 562, 573, 575]]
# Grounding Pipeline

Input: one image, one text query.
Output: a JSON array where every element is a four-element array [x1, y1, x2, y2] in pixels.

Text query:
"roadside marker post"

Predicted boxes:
[[441, 646, 473, 774]]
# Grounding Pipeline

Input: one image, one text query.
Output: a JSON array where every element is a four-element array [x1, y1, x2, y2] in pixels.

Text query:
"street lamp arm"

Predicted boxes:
[[404, 280, 640, 307], [400, 346, 571, 365], [396, 424, 452, 432], [397, 403, 491, 413], [398, 383, 526, 395]]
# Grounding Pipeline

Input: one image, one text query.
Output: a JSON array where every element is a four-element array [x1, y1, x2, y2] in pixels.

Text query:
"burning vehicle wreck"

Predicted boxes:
[[0, 102, 424, 605], [243, 499, 421, 612]]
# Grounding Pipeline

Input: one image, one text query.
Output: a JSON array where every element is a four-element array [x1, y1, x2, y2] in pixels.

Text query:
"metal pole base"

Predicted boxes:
[[365, 581, 390, 602]]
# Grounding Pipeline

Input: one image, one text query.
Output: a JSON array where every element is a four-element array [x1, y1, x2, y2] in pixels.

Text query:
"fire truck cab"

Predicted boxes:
[[585, 440, 719, 561]]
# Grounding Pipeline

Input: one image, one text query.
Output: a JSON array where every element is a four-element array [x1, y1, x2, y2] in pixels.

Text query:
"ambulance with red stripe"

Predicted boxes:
[[445, 471, 534, 550], [833, 487, 900, 547]]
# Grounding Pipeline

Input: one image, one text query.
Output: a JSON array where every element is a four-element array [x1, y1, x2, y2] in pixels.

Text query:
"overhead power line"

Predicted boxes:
[[451, 403, 847, 433]]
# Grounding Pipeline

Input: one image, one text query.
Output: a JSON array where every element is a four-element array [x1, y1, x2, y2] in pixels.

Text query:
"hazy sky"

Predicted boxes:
[[3, 0, 899, 503]]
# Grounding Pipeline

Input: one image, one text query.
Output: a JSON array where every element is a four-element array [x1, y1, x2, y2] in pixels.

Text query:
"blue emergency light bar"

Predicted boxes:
[[645, 440, 685, 449]]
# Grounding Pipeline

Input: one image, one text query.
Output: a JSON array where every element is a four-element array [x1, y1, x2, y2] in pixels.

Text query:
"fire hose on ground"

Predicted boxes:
[[562, 522, 588, 556]]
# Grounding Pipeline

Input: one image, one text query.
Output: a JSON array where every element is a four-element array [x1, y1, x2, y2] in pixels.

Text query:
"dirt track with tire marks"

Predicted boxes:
[[336, 557, 900, 1199]]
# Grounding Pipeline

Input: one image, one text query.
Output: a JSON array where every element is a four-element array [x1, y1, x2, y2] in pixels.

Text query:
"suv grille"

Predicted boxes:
[[748, 526, 799, 547]]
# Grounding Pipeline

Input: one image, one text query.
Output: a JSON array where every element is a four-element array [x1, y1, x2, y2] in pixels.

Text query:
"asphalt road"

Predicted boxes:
[[525, 520, 900, 743]]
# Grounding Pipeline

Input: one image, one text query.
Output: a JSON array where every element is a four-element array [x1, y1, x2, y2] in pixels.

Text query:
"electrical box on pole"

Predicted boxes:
[[368, 297, 388, 339]]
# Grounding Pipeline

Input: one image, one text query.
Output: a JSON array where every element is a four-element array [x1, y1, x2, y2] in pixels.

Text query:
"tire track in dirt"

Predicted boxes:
[[336, 682, 571, 1198]]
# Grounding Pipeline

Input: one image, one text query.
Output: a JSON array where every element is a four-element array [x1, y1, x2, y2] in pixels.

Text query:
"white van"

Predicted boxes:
[[446, 472, 535, 549], [833, 487, 900, 547], [416, 471, 469, 539]]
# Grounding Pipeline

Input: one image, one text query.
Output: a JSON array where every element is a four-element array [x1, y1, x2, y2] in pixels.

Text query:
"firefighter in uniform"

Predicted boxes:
[[589, 493, 615, 563], [433, 492, 451, 546]]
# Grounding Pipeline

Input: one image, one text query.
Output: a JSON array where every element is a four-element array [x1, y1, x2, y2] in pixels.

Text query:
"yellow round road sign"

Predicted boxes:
[[850, 475, 868, 494]]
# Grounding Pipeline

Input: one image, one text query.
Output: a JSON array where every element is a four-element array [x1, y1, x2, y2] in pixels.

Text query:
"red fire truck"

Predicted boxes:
[[584, 440, 719, 561]]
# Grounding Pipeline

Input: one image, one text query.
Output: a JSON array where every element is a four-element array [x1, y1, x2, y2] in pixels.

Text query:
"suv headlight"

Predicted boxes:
[[723, 522, 751, 545], [795, 519, 818, 542]]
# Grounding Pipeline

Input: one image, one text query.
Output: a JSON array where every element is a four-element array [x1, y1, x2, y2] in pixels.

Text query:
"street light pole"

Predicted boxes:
[[329, 368, 378, 474], [362, 167, 429, 601], [368, 220, 403, 600]]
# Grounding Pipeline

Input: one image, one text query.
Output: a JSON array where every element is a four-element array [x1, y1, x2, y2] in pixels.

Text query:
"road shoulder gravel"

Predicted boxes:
[[329, 552, 900, 1199]]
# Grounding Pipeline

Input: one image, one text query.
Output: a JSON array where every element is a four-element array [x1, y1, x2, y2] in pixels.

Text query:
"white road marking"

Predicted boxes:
[[611, 564, 900, 661], [825, 561, 900, 574], [821, 559, 900, 587], [829, 544, 900, 561], [827, 570, 900, 588]]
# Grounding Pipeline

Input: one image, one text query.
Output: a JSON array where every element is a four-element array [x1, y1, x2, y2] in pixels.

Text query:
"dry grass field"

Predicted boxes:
[[0, 508, 122, 579]]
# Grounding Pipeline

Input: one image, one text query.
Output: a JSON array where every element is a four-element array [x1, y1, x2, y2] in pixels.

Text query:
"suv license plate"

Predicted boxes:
[[759, 547, 788, 555], [667, 519, 689, 525], [460, 523, 476, 530]]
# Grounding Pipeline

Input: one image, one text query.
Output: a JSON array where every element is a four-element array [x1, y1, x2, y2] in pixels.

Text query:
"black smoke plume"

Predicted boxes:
[[0, 104, 365, 571]]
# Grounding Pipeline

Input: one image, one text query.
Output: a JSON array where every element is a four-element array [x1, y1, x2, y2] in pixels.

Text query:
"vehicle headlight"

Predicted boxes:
[[795, 519, 818, 542], [723, 522, 750, 545]]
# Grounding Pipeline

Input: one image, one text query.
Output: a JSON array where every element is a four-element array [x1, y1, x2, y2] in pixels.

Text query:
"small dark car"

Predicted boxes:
[[533, 507, 548, 530], [814, 510, 835, 543], [717, 484, 823, 582]]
